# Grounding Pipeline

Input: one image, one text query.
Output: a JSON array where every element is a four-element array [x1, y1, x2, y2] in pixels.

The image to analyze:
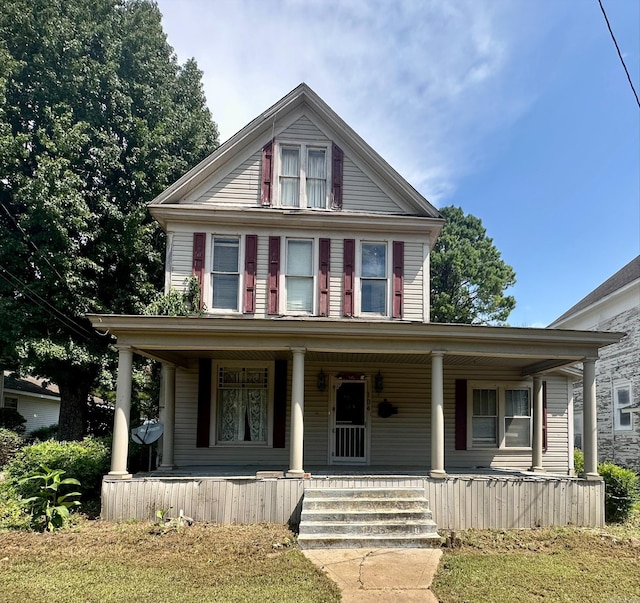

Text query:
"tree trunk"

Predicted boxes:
[[57, 378, 92, 441]]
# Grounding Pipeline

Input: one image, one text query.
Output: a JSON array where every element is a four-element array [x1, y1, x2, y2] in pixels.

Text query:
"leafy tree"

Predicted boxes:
[[430, 206, 516, 325], [0, 0, 219, 439]]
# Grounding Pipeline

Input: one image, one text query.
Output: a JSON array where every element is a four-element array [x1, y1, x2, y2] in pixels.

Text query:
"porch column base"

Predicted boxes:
[[429, 469, 448, 479], [107, 471, 132, 480], [529, 465, 546, 473], [585, 472, 603, 481], [286, 470, 305, 478]]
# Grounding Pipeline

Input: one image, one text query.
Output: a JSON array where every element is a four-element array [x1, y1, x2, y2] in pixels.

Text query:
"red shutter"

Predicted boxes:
[[261, 140, 274, 206], [192, 232, 206, 310], [392, 241, 404, 319], [319, 238, 331, 317], [343, 239, 355, 316], [243, 235, 257, 314], [273, 360, 287, 448], [331, 143, 344, 210], [196, 359, 211, 447], [542, 381, 548, 451], [268, 236, 280, 314], [455, 379, 468, 450]]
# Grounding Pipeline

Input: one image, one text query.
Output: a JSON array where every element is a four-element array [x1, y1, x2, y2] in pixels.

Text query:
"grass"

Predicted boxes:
[[0, 519, 340, 603], [432, 510, 640, 603]]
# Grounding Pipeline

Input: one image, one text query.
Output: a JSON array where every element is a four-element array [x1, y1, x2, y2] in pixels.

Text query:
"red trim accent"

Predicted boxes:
[[331, 144, 344, 209], [268, 236, 280, 314], [343, 239, 355, 316], [455, 379, 468, 450], [243, 235, 257, 314], [261, 140, 274, 206], [192, 233, 206, 310], [392, 241, 404, 319], [319, 238, 331, 316]]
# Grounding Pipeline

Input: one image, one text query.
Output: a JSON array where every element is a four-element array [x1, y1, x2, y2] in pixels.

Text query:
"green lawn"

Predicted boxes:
[[0, 520, 340, 603], [432, 519, 640, 603]]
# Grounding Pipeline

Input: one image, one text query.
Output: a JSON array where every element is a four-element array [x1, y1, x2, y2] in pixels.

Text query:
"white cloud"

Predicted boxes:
[[157, 0, 537, 203]]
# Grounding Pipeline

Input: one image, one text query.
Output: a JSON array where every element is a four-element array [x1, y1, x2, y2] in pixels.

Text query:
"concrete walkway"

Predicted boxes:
[[302, 548, 442, 602]]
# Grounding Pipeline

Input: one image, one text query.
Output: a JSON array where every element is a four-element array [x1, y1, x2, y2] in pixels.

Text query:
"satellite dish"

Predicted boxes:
[[131, 421, 164, 445]]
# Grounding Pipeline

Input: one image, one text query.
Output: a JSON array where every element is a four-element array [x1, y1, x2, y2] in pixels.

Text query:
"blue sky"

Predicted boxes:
[[156, 0, 639, 327]]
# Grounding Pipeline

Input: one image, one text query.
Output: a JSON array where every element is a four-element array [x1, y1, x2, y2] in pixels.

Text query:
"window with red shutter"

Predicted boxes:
[[192, 233, 206, 310], [392, 241, 404, 319], [268, 236, 281, 314], [318, 238, 331, 316], [343, 239, 355, 316], [261, 140, 274, 206], [331, 144, 344, 209], [244, 235, 257, 314]]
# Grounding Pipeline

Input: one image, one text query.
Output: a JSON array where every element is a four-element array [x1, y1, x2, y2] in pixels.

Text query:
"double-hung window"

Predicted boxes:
[[469, 383, 532, 449], [211, 237, 240, 311], [285, 239, 314, 313], [2, 396, 18, 410], [215, 363, 273, 445], [614, 382, 633, 431], [361, 242, 387, 315], [279, 144, 328, 208]]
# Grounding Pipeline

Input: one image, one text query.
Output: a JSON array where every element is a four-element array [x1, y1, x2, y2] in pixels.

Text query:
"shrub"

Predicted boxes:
[[0, 428, 25, 468], [599, 462, 640, 523], [29, 424, 58, 442], [4, 438, 110, 503], [0, 408, 26, 434], [574, 449, 584, 475]]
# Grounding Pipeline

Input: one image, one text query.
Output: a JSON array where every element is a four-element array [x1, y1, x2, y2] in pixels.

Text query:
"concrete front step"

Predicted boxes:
[[298, 486, 442, 550], [298, 533, 443, 549]]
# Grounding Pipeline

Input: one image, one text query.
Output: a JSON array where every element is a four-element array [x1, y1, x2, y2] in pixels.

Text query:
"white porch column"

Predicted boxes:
[[530, 376, 545, 473], [287, 347, 306, 478], [430, 351, 447, 479], [159, 363, 176, 469], [109, 345, 133, 479], [583, 357, 601, 480]]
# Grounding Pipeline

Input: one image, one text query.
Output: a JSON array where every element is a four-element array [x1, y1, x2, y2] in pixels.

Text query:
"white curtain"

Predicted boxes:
[[218, 388, 267, 442], [306, 149, 325, 207], [280, 148, 300, 206]]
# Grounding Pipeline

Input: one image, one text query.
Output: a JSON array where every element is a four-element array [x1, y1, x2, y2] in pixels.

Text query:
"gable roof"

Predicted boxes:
[[551, 255, 640, 325], [149, 83, 441, 219], [3, 372, 60, 399]]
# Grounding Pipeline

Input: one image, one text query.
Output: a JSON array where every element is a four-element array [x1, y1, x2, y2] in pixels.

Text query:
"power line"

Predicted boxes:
[[598, 0, 640, 109], [0, 266, 96, 341]]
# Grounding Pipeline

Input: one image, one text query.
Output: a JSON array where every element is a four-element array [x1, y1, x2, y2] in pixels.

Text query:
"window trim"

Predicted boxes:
[[210, 360, 275, 447], [467, 381, 533, 450], [356, 239, 391, 317], [206, 233, 245, 315], [274, 141, 331, 209], [283, 237, 316, 316], [2, 396, 18, 410], [613, 381, 634, 432]]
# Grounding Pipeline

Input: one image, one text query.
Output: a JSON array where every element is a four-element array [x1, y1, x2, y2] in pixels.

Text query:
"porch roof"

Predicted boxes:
[[88, 314, 623, 376]]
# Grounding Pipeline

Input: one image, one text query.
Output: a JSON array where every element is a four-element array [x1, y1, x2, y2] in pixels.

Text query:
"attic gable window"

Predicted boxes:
[[278, 143, 328, 209]]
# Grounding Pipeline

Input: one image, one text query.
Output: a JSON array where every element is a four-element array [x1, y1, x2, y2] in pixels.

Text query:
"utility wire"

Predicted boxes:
[[598, 0, 640, 109], [0, 266, 95, 341]]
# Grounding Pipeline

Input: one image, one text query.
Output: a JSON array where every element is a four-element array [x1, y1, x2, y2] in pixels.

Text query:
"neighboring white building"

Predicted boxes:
[[1, 371, 60, 434], [550, 256, 640, 471]]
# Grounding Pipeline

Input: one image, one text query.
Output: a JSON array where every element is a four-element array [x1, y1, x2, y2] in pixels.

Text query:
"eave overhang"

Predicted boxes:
[[88, 314, 624, 376]]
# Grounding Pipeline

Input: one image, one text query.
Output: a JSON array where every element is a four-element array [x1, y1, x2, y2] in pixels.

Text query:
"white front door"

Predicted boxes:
[[330, 380, 369, 464]]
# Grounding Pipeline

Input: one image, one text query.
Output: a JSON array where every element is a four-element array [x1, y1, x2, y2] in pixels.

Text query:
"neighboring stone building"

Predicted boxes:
[[550, 256, 640, 471]]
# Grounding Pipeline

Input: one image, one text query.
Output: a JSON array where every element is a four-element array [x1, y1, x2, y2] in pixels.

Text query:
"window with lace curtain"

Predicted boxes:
[[279, 144, 328, 208], [215, 362, 273, 445]]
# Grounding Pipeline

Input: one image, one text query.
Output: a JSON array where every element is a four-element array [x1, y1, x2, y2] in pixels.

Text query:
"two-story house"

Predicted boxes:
[[90, 84, 622, 536]]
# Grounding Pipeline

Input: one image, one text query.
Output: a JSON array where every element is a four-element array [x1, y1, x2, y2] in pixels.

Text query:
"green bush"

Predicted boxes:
[[574, 449, 584, 475], [4, 438, 110, 503], [599, 462, 640, 523], [29, 424, 58, 441], [0, 408, 26, 434], [0, 428, 25, 468]]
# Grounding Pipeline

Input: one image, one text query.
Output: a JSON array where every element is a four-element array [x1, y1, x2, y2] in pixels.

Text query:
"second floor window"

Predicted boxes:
[[212, 237, 240, 310], [361, 242, 387, 315], [280, 145, 327, 208], [286, 239, 314, 313]]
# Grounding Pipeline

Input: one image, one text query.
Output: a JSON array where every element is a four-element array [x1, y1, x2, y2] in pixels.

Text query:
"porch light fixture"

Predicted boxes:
[[317, 369, 327, 392], [374, 371, 384, 393]]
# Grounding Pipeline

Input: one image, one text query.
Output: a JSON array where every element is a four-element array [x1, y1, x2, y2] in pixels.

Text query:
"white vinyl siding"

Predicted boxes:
[[194, 152, 262, 205], [342, 156, 405, 214]]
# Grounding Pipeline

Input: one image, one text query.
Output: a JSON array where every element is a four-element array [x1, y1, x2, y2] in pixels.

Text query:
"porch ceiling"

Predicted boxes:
[[88, 314, 624, 376]]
